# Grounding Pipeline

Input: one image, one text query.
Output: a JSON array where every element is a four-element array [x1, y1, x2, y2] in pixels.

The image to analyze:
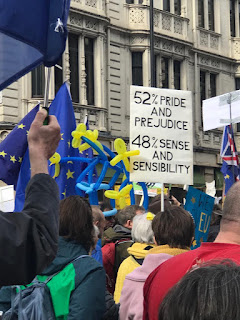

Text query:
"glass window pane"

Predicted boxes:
[[85, 37, 95, 106], [200, 70, 206, 102], [174, 0, 181, 15], [230, 0, 236, 37], [163, 0, 170, 12], [161, 57, 169, 88], [174, 60, 181, 90], [132, 52, 143, 86], [208, 0, 215, 31], [69, 33, 79, 103], [32, 65, 45, 98], [198, 0, 204, 27], [126, 0, 134, 3], [210, 73, 216, 97]]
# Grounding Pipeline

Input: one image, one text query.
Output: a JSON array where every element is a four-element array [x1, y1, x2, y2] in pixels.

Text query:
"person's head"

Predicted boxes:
[[148, 194, 171, 214], [100, 202, 116, 229], [116, 205, 142, 229], [152, 206, 194, 249], [158, 260, 240, 320], [221, 181, 240, 231], [131, 213, 154, 244], [59, 195, 94, 252], [91, 205, 105, 238], [128, 204, 145, 215]]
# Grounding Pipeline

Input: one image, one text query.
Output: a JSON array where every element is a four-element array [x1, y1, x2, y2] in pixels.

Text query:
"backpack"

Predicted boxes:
[[3, 255, 89, 320], [102, 239, 133, 294]]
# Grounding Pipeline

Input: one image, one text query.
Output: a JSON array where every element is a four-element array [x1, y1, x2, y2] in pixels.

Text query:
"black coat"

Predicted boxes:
[[0, 173, 59, 286]]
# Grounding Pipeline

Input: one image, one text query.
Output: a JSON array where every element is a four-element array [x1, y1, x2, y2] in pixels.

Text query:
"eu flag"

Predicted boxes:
[[0, 105, 39, 188], [15, 82, 81, 211], [220, 125, 240, 195]]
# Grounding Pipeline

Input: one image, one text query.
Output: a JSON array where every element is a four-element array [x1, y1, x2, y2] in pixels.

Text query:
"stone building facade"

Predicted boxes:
[[1, 0, 240, 191]]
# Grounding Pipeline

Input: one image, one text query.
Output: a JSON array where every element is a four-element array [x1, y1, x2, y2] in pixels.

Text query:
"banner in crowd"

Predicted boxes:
[[202, 90, 240, 131], [185, 186, 214, 249], [129, 86, 193, 185]]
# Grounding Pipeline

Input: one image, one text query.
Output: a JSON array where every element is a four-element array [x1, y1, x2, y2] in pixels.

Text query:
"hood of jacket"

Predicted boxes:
[[40, 237, 89, 275], [125, 253, 173, 282], [147, 244, 189, 256], [102, 225, 132, 245], [127, 242, 156, 259]]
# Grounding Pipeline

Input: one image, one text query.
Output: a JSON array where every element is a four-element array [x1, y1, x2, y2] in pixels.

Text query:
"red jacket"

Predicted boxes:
[[143, 242, 240, 320]]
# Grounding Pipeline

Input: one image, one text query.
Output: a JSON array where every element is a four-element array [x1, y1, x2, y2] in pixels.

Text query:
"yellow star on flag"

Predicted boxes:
[[67, 155, 73, 164], [66, 169, 74, 179], [18, 124, 25, 129], [62, 189, 66, 198], [192, 239, 197, 247], [0, 151, 7, 158], [18, 157, 23, 163], [67, 140, 71, 148], [61, 133, 64, 141], [10, 155, 17, 163], [224, 174, 230, 179], [191, 197, 196, 204]]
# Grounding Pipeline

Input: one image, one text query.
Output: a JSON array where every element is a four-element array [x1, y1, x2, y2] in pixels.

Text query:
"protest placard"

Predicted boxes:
[[129, 86, 193, 184], [185, 186, 214, 249], [202, 90, 240, 131], [0, 185, 14, 212]]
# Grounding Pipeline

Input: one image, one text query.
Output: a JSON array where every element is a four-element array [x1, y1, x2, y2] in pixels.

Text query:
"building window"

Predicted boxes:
[[200, 70, 206, 103], [132, 52, 143, 86], [69, 33, 79, 103], [208, 0, 215, 31], [126, 0, 134, 4], [174, 0, 181, 15], [230, 0, 236, 36], [163, 0, 170, 12], [32, 65, 45, 98], [54, 58, 63, 95], [85, 37, 95, 106], [161, 57, 169, 88], [209, 73, 216, 97], [198, 0, 204, 27], [174, 60, 181, 90]]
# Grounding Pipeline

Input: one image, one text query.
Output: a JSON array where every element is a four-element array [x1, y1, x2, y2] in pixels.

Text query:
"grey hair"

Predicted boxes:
[[131, 213, 154, 244], [93, 225, 100, 238]]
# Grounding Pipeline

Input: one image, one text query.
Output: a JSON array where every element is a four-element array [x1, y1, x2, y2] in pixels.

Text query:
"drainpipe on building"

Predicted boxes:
[[106, 0, 111, 134]]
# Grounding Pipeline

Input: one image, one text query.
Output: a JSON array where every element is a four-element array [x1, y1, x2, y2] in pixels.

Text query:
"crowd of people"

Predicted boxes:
[[0, 110, 240, 319]]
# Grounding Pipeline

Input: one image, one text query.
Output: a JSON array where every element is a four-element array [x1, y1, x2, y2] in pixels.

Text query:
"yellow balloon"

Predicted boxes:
[[114, 138, 127, 154]]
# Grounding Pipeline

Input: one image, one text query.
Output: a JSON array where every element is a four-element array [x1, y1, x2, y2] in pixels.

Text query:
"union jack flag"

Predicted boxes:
[[220, 125, 240, 195]]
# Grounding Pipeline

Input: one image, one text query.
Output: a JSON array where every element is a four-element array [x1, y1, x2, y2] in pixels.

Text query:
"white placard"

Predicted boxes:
[[130, 86, 193, 185], [0, 185, 14, 212], [202, 90, 240, 131]]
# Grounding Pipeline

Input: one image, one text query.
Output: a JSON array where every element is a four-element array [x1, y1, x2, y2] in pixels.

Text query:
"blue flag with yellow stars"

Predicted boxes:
[[185, 186, 214, 250], [15, 82, 81, 211], [0, 105, 39, 188]]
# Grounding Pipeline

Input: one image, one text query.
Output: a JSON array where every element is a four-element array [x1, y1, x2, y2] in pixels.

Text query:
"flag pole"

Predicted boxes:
[[228, 93, 235, 185], [43, 67, 51, 124]]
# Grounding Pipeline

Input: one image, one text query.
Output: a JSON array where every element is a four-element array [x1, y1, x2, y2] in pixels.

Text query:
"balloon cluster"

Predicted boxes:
[[50, 123, 149, 217]]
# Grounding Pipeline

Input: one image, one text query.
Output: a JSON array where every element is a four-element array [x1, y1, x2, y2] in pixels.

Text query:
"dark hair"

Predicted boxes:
[[116, 205, 142, 226], [148, 194, 171, 214], [159, 260, 240, 320], [59, 195, 94, 252], [152, 206, 194, 249], [100, 201, 113, 212]]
